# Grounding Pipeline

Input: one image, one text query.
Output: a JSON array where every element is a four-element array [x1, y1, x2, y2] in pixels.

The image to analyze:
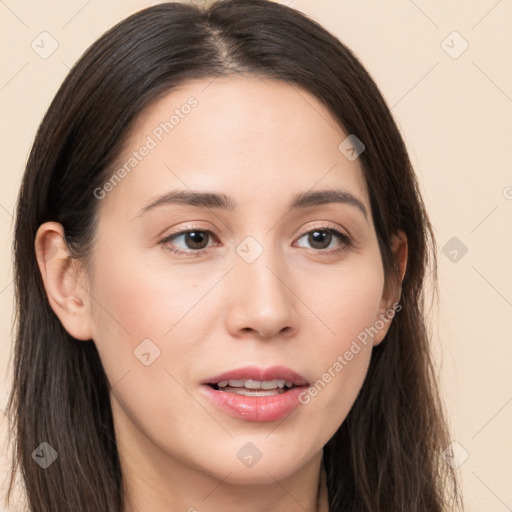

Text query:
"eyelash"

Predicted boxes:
[[159, 224, 352, 257]]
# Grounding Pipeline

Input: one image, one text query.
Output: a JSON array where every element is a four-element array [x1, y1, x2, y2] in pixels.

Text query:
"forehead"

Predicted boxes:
[[98, 76, 371, 219]]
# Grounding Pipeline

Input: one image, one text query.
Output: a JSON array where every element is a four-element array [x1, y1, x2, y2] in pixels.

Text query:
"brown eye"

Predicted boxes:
[[179, 231, 210, 250], [308, 230, 333, 250], [295, 227, 351, 253], [161, 229, 216, 255]]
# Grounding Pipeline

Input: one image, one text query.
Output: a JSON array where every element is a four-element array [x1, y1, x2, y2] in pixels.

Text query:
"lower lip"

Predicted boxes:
[[200, 385, 308, 422]]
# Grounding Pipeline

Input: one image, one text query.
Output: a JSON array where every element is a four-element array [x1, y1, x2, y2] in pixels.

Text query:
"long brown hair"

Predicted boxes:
[[6, 1, 463, 510]]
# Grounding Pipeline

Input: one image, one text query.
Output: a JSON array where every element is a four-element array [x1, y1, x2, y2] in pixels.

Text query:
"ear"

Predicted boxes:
[[372, 230, 408, 346], [34, 221, 93, 341]]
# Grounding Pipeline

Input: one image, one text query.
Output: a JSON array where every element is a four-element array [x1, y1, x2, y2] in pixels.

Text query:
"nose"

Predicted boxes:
[[225, 245, 298, 340]]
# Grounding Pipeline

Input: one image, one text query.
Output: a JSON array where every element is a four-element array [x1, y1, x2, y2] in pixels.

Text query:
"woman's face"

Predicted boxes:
[[50, 77, 404, 485]]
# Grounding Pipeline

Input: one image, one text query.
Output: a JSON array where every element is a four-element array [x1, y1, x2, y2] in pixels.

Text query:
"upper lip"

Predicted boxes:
[[202, 365, 309, 386]]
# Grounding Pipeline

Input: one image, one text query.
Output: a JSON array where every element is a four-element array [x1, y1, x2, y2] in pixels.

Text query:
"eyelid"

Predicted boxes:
[[299, 221, 351, 240]]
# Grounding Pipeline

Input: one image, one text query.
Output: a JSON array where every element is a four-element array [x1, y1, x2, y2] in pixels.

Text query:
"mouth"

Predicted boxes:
[[200, 365, 310, 422], [207, 378, 300, 396]]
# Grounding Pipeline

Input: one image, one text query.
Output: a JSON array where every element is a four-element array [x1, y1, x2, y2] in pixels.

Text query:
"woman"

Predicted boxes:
[[6, 0, 463, 510]]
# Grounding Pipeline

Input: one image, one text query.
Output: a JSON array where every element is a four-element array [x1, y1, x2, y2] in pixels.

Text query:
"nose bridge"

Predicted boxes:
[[228, 233, 296, 337]]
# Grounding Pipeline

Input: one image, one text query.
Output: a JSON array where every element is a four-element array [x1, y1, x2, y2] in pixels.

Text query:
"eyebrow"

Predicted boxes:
[[136, 188, 369, 221]]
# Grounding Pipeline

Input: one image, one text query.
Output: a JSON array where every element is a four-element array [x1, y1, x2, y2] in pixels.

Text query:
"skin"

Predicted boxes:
[[35, 76, 407, 512]]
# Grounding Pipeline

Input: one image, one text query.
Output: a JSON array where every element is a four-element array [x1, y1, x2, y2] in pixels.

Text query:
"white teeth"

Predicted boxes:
[[244, 380, 262, 389], [260, 379, 277, 389], [215, 379, 294, 390]]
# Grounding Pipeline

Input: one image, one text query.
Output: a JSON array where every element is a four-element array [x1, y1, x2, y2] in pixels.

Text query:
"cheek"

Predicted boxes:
[[294, 253, 385, 436], [306, 250, 385, 348], [86, 242, 212, 453], [86, 237, 197, 385], [87, 234, 235, 403], [89, 230, 222, 333]]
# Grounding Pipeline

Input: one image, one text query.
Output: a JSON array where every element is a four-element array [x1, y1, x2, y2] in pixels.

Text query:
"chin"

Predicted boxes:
[[194, 448, 314, 486]]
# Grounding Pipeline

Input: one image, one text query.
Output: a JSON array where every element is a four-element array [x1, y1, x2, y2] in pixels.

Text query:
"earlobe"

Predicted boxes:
[[373, 230, 408, 346], [34, 222, 93, 341]]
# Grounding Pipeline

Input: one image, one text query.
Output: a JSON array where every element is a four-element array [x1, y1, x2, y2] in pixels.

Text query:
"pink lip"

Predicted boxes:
[[200, 365, 309, 422], [201, 365, 309, 386]]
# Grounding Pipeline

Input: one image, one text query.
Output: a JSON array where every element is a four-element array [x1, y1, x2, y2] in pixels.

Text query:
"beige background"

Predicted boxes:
[[1, 0, 511, 510]]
